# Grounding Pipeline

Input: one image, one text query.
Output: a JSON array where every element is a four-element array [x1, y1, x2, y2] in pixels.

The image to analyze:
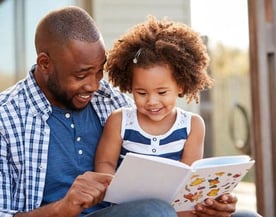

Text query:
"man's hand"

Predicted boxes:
[[56, 172, 113, 217], [14, 172, 113, 217], [193, 193, 237, 217]]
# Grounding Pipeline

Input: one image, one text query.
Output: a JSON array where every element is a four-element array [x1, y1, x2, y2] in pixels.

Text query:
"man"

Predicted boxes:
[[0, 5, 260, 217]]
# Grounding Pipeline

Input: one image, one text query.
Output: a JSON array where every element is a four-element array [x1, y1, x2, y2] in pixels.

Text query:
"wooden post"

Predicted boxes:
[[247, 0, 276, 216], [200, 36, 214, 158]]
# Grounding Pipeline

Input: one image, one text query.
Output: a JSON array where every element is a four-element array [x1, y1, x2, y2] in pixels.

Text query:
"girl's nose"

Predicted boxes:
[[146, 94, 159, 105]]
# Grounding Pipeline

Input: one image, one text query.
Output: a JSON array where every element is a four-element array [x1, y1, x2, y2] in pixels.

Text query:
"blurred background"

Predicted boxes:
[[0, 0, 255, 212]]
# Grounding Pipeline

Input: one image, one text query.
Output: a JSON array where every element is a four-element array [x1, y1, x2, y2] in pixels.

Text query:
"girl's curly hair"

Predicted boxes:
[[105, 15, 214, 103]]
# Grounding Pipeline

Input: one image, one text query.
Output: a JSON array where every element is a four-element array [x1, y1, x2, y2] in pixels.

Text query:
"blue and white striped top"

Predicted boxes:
[[120, 107, 192, 162]]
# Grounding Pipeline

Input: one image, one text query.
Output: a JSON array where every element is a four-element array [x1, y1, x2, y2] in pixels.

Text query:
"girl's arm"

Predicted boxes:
[[180, 113, 205, 166], [94, 109, 123, 175]]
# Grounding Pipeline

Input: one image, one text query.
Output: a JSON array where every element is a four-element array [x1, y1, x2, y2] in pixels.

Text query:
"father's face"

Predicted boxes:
[[46, 39, 106, 110]]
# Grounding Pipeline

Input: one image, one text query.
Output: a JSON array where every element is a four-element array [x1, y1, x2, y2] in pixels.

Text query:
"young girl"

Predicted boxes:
[[95, 16, 213, 216]]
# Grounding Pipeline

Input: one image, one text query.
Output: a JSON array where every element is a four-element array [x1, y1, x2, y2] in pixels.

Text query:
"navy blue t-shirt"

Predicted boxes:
[[43, 104, 109, 216]]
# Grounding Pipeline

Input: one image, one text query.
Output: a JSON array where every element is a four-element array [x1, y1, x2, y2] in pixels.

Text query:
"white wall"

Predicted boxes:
[[93, 0, 191, 49]]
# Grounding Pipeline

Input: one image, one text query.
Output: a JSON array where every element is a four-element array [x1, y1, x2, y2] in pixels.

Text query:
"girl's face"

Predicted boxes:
[[132, 64, 183, 123]]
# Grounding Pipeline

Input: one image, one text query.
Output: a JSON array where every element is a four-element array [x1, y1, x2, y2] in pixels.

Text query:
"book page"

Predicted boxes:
[[172, 160, 255, 211], [104, 153, 191, 204], [124, 153, 191, 169], [191, 155, 251, 169]]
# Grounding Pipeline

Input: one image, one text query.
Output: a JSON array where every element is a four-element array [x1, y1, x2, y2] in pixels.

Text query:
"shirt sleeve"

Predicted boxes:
[[0, 131, 16, 217]]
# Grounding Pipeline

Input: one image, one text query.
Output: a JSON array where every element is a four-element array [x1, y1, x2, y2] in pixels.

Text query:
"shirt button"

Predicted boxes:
[[71, 124, 75, 128], [65, 113, 71, 118], [76, 137, 81, 142], [78, 149, 83, 155], [152, 148, 156, 153], [152, 137, 157, 141]]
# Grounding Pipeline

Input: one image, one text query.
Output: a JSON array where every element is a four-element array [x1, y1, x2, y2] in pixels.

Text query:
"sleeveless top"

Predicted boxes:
[[120, 107, 192, 162]]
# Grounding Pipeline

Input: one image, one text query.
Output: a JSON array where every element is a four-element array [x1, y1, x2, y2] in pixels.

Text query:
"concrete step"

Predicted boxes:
[[233, 182, 256, 212]]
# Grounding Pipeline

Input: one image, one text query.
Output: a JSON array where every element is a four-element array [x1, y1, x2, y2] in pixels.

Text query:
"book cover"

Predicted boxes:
[[103, 153, 255, 211]]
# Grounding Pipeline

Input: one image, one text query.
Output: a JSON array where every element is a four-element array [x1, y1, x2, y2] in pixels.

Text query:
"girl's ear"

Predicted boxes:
[[36, 52, 50, 72], [178, 86, 184, 97]]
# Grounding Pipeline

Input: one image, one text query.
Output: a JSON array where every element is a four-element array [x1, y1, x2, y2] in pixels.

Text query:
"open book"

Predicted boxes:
[[103, 152, 255, 211]]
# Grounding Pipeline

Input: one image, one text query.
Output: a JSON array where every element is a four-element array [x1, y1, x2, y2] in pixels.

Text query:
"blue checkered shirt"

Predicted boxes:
[[0, 66, 132, 217]]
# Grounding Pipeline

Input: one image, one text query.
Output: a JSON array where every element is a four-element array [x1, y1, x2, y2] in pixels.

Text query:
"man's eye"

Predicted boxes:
[[76, 74, 86, 79], [96, 70, 104, 81]]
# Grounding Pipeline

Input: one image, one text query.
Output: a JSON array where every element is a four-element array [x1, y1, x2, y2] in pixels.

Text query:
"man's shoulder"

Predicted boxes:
[[97, 80, 122, 96], [0, 82, 28, 134], [0, 81, 26, 109], [95, 80, 133, 106], [91, 80, 134, 125]]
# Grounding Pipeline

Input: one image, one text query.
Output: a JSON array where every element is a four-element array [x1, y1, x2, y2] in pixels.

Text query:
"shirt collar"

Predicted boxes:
[[94, 79, 112, 98], [24, 65, 52, 118]]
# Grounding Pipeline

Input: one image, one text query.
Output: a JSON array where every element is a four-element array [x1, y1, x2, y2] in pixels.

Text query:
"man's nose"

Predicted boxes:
[[83, 75, 100, 92]]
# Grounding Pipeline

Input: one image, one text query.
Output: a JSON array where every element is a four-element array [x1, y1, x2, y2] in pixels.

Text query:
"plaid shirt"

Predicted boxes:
[[0, 66, 132, 217]]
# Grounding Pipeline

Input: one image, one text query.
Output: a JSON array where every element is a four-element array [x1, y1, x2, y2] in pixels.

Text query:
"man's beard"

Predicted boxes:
[[46, 74, 80, 110]]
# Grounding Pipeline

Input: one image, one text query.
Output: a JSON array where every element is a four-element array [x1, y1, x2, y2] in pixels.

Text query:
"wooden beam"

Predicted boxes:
[[247, 0, 276, 216]]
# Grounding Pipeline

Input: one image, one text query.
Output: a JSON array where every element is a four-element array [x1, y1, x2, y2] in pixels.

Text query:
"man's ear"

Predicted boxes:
[[36, 52, 50, 71]]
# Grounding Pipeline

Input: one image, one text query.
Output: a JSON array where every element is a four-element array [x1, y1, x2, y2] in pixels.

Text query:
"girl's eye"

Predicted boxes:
[[159, 91, 167, 95], [137, 92, 146, 96]]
